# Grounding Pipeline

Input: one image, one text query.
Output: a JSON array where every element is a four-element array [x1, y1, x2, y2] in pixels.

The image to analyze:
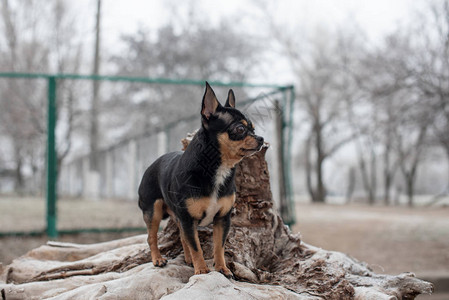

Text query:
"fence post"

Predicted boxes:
[[280, 87, 296, 226], [46, 76, 58, 238], [274, 100, 288, 221], [286, 86, 296, 225]]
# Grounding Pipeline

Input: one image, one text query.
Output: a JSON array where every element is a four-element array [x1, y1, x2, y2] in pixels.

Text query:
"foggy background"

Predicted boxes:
[[0, 0, 448, 207]]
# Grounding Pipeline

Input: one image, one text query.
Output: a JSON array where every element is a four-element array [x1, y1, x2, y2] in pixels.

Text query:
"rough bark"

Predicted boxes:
[[0, 138, 433, 299]]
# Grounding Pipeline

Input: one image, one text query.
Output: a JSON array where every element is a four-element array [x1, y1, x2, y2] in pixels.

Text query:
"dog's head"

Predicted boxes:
[[201, 82, 264, 165]]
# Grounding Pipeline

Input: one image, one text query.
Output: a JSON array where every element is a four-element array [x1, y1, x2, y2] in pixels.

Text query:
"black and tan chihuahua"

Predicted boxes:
[[138, 82, 264, 277]]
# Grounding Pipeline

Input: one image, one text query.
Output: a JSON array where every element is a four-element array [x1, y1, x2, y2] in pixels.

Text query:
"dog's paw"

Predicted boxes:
[[216, 266, 233, 279], [152, 256, 167, 267], [194, 266, 210, 275], [184, 255, 193, 266]]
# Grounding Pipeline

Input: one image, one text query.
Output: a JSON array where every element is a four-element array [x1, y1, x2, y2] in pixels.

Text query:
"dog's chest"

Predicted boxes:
[[197, 166, 233, 227], [197, 194, 235, 226], [198, 197, 220, 227], [214, 164, 231, 187]]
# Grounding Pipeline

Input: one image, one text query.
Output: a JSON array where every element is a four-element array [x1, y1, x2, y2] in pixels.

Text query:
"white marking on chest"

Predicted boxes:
[[198, 165, 231, 227], [214, 164, 231, 188]]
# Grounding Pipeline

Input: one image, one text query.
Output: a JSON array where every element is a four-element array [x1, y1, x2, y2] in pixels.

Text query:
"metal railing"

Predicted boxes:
[[0, 72, 296, 237]]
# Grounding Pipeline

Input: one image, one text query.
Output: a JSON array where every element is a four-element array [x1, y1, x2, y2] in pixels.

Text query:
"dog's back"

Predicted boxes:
[[138, 151, 182, 211]]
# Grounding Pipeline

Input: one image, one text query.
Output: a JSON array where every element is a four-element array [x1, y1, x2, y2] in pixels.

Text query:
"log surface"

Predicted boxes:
[[0, 143, 433, 299]]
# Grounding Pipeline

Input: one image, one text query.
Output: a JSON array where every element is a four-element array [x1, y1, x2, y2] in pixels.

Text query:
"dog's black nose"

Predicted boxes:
[[256, 136, 264, 144]]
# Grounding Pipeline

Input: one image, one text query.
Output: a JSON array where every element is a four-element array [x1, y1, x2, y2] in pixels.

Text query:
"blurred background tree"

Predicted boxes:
[[0, 0, 448, 206], [0, 0, 83, 194]]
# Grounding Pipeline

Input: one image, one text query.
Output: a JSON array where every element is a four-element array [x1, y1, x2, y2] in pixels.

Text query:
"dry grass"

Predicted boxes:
[[0, 196, 144, 265], [0, 196, 143, 232]]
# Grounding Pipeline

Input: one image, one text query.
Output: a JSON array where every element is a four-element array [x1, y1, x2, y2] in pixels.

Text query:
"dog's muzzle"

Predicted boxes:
[[255, 135, 264, 150]]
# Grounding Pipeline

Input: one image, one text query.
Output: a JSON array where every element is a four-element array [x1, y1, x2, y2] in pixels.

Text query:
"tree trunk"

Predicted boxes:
[[305, 134, 316, 201], [345, 167, 355, 204], [0, 139, 433, 299], [14, 157, 23, 194], [445, 147, 449, 194], [89, 0, 102, 172], [357, 142, 376, 205], [314, 123, 326, 203], [315, 156, 326, 203], [399, 124, 427, 208], [384, 172, 392, 205], [13, 145, 24, 195], [358, 154, 371, 204], [426, 149, 449, 206], [406, 174, 415, 207], [369, 149, 377, 204], [383, 143, 392, 206]]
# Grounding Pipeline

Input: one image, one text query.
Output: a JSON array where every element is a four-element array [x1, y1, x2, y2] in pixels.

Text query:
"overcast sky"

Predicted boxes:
[[96, 0, 419, 44], [73, 0, 421, 83]]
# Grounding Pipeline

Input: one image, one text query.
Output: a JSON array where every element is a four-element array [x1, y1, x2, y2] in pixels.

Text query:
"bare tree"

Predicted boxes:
[[0, 0, 84, 194], [0, 0, 48, 193], [109, 15, 259, 139], [415, 0, 449, 197], [296, 31, 361, 203], [253, 0, 364, 203], [396, 121, 429, 206], [380, 98, 400, 205], [368, 1, 449, 205], [373, 59, 430, 207], [347, 50, 403, 206], [345, 101, 378, 204]]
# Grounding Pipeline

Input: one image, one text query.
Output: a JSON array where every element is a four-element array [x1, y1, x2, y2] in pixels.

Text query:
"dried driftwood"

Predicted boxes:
[[0, 140, 433, 299]]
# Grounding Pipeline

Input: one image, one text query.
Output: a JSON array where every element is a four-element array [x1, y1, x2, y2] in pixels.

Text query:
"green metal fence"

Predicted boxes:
[[0, 72, 296, 238]]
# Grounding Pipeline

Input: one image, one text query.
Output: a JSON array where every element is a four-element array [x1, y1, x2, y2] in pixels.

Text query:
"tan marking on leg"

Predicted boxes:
[[173, 218, 193, 265], [213, 222, 232, 278], [166, 206, 174, 217], [181, 223, 209, 275], [143, 199, 167, 267], [185, 197, 210, 219], [180, 234, 193, 265], [218, 193, 235, 217]]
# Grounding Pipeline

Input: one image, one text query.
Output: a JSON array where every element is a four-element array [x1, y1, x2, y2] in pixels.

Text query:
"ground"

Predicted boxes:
[[293, 203, 449, 300], [1, 197, 448, 298], [292, 203, 449, 277]]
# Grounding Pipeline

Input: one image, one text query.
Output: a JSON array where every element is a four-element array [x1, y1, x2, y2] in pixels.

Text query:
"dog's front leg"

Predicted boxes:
[[180, 218, 210, 275], [213, 212, 233, 278]]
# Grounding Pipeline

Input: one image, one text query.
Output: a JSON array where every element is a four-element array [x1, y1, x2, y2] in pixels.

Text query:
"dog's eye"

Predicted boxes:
[[234, 125, 246, 135]]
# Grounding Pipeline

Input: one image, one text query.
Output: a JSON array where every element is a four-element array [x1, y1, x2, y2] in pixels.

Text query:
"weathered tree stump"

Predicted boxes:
[[0, 140, 433, 299]]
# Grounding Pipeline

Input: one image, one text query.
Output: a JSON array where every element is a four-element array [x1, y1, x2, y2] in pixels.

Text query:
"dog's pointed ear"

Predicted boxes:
[[201, 82, 220, 120], [225, 89, 235, 108]]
